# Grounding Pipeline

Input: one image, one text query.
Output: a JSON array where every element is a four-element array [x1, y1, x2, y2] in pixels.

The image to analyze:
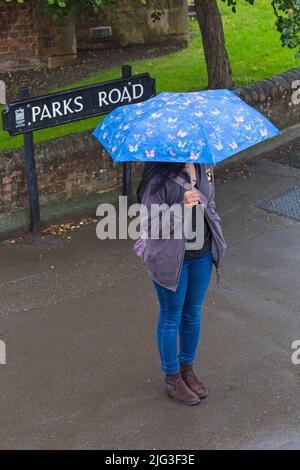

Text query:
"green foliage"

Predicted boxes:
[[221, 0, 300, 57]]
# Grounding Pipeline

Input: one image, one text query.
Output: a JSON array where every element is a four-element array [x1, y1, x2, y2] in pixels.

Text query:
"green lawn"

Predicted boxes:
[[1, 0, 299, 151]]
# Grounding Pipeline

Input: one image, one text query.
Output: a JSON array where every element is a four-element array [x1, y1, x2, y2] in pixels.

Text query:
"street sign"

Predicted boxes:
[[2, 72, 156, 136], [1, 65, 156, 232]]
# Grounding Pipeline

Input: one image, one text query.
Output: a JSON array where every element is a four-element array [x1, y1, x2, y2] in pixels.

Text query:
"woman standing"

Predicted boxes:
[[136, 162, 227, 406]]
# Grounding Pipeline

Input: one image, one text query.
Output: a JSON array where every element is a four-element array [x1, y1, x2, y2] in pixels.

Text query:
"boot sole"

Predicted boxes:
[[163, 388, 201, 406], [198, 389, 208, 399], [181, 376, 209, 399]]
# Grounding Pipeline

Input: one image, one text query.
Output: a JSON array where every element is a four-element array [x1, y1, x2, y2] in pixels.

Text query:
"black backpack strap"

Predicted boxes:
[[171, 175, 192, 190], [171, 174, 200, 195], [170, 173, 212, 212]]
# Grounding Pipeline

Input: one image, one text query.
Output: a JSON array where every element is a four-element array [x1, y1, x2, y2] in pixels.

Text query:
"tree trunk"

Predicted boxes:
[[194, 0, 234, 89]]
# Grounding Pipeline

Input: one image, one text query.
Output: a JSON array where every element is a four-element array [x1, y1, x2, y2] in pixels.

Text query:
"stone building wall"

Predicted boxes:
[[76, 0, 190, 49], [0, 0, 77, 72], [0, 0, 45, 72]]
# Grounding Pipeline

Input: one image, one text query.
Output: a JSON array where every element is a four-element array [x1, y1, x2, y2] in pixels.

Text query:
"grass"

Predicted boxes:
[[1, 0, 299, 151]]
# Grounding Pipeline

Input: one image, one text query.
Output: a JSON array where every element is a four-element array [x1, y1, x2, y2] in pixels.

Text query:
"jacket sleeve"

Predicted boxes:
[[140, 179, 186, 239]]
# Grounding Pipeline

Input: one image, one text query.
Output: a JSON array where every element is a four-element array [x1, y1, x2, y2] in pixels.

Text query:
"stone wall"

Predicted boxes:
[[0, 66, 300, 234], [0, 126, 148, 234], [0, 1, 43, 71], [234, 67, 300, 129], [0, 132, 129, 232]]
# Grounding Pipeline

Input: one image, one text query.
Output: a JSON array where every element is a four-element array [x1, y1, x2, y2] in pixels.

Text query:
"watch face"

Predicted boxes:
[[206, 168, 213, 183]]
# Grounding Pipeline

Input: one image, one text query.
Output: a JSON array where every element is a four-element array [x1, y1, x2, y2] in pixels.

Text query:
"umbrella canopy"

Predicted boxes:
[[92, 89, 280, 165]]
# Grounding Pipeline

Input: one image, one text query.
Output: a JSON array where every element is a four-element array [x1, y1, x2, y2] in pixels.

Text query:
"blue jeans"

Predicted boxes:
[[152, 250, 213, 374]]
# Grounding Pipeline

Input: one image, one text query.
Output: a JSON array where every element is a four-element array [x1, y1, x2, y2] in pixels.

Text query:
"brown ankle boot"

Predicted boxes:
[[180, 362, 208, 399], [164, 371, 201, 405]]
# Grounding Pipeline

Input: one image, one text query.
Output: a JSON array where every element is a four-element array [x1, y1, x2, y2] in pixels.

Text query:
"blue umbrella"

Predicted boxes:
[[92, 89, 280, 165]]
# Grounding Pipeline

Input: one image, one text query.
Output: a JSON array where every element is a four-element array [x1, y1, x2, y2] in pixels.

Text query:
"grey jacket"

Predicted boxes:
[[139, 164, 227, 291]]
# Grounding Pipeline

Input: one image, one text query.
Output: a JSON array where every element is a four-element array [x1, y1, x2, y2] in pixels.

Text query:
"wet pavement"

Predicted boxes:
[[0, 141, 300, 450]]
